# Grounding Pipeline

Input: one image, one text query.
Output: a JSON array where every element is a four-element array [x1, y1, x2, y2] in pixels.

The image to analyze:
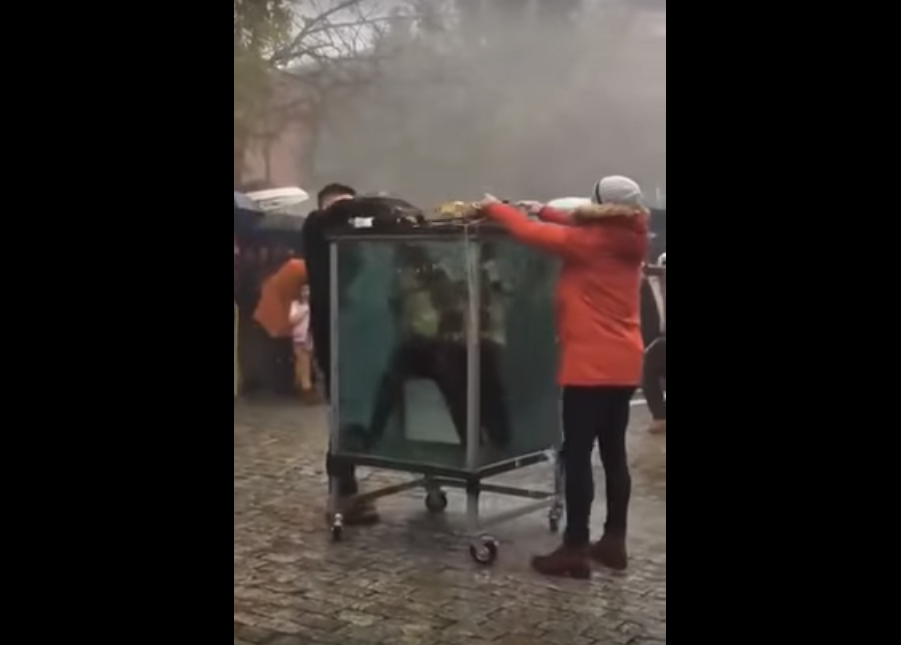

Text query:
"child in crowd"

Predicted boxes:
[[289, 286, 317, 403]]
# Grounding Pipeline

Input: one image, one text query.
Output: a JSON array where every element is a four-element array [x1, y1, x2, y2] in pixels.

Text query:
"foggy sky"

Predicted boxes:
[[308, 1, 666, 205]]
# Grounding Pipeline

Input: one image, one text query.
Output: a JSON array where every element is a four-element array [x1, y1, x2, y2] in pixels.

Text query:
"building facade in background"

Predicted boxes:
[[242, 118, 311, 189], [238, 72, 316, 189]]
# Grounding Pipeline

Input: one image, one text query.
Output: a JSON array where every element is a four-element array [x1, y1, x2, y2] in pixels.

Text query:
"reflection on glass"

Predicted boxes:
[[335, 236, 560, 471]]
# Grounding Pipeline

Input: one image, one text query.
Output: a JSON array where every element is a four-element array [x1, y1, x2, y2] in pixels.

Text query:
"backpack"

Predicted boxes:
[[329, 196, 426, 230]]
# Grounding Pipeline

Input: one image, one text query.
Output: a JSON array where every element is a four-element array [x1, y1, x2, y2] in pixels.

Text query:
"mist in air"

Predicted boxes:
[[308, 0, 666, 205]]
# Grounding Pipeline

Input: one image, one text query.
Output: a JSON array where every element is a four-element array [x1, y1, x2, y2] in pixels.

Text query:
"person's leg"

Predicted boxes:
[[591, 387, 636, 570], [360, 341, 427, 448], [258, 332, 278, 395], [643, 338, 666, 433], [531, 387, 597, 579], [318, 349, 375, 524], [479, 341, 511, 448], [277, 337, 296, 396], [326, 461, 367, 510], [292, 345, 304, 392], [294, 346, 316, 402], [326, 431, 377, 524], [432, 342, 470, 446], [298, 348, 313, 391], [240, 321, 267, 395], [264, 336, 294, 396]]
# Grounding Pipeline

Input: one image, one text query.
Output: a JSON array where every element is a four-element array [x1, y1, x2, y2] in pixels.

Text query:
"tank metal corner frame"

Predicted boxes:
[[327, 240, 345, 541], [464, 240, 482, 476]]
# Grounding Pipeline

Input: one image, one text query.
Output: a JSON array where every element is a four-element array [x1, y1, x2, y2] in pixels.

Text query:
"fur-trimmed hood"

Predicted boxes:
[[571, 203, 649, 225]]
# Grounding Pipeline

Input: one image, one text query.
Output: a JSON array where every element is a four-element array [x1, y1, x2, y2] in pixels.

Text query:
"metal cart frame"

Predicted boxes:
[[325, 230, 564, 565]]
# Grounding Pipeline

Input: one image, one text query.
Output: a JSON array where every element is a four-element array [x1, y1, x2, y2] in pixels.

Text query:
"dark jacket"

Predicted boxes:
[[640, 268, 666, 348], [302, 196, 427, 396], [301, 205, 350, 398]]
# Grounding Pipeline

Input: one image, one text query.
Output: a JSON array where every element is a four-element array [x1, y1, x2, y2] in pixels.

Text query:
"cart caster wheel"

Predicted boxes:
[[425, 490, 448, 513], [549, 518, 560, 533], [330, 513, 344, 542], [470, 535, 499, 566]]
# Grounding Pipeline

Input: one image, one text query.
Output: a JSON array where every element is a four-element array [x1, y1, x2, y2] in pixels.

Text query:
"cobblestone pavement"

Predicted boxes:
[[235, 400, 666, 645]]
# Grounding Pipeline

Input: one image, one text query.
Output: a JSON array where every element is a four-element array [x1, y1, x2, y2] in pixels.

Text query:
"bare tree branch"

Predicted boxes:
[[271, 0, 373, 65], [237, 0, 432, 183]]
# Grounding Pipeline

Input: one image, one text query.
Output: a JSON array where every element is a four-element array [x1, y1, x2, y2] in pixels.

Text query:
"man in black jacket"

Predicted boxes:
[[302, 183, 379, 525]]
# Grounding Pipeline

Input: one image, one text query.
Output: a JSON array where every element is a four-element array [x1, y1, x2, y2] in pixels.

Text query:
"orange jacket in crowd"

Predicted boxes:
[[483, 202, 648, 387], [254, 258, 308, 338]]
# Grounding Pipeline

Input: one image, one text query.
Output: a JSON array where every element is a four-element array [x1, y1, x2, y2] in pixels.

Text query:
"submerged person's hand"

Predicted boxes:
[[478, 193, 502, 210]]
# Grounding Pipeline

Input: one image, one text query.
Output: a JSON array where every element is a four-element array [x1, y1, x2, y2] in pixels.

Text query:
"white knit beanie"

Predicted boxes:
[[592, 176, 644, 207], [547, 197, 593, 211]]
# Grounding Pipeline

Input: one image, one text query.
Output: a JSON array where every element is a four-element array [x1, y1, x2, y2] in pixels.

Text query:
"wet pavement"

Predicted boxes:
[[234, 400, 666, 645]]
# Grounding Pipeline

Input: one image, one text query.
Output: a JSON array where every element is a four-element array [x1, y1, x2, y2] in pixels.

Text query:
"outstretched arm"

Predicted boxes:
[[537, 206, 576, 226], [517, 200, 575, 226], [483, 202, 588, 262]]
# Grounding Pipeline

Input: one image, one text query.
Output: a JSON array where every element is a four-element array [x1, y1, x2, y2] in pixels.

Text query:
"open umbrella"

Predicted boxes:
[[234, 191, 263, 232]]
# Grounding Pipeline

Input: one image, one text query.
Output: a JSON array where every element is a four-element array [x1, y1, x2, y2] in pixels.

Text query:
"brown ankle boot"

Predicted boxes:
[[341, 498, 380, 526], [531, 544, 591, 579], [590, 534, 628, 571]]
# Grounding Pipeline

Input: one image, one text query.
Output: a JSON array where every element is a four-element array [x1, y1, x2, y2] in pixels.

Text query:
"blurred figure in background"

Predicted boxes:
[[643, 338, 666, 433], [254, 247, 307, 396], [290, 286, 318, 404], [482, 175, 649, 577], [236, 246, 265, 395], [644, 259, 666, 434]]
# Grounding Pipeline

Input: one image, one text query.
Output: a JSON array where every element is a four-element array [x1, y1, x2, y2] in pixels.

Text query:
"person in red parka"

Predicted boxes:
[[477, 176, 649, 577]]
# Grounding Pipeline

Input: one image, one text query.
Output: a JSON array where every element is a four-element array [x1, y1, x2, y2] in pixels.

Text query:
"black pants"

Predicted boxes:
[[643, 338, 666, 421], [265, 336, 295, 396], [562, 386, 635, 546], [315, 353, 359, 497], [327, 453, 358, 497], [366, 336, 510, 448]]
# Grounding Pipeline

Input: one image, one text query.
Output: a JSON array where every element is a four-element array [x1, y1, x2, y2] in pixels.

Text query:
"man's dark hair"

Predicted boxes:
[[317, 183, 356, 209]]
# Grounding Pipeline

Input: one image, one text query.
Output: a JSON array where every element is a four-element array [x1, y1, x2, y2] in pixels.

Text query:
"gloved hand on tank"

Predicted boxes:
[[515, 200, 544, 215], [477, 193, 502, 209], [479, 195, 543, 217]]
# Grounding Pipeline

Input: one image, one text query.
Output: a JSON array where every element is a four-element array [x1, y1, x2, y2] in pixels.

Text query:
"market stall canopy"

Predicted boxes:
[[249, 187, 314, 232]]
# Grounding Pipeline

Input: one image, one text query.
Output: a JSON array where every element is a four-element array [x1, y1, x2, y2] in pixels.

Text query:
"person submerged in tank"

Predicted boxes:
[[347, 242, 512, 451]]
